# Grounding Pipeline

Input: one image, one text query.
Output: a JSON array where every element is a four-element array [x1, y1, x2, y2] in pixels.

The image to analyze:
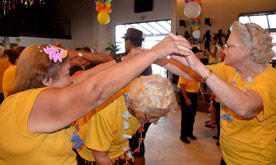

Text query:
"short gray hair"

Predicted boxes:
[[230, 21, 275, 64]]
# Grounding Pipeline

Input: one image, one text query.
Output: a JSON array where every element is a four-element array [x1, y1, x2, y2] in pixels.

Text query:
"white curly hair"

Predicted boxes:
[[230, 21, 275, 64]]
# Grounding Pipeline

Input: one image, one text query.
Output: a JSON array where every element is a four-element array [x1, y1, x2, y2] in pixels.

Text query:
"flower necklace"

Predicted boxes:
[[221, 67, 265, 122], [122, 94, 145, 159]]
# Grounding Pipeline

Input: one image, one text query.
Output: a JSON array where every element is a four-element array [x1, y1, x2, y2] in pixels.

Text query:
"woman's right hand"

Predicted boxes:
[[149, 33, 192, 60], [168, 34, 205, 73]]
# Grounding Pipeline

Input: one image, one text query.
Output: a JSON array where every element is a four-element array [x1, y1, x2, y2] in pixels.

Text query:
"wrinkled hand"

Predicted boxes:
[[168, 34, 203, 71], [150, 33, 191, 60]]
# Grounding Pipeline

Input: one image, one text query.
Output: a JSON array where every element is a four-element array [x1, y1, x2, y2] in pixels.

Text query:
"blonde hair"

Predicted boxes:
[[230, 21, 275, 64], [12, 44, 69, 95]]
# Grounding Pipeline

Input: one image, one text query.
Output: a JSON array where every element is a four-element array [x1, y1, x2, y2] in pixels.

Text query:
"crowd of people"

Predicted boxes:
[[0, 20, 275, 165]]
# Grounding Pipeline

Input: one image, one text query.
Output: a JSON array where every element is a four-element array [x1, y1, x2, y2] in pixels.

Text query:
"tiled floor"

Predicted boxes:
[[144, 108, 222, 165]]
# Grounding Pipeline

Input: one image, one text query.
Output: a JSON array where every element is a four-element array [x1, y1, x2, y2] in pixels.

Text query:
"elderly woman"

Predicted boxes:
[[170, 21, 276, 164], [75, 74, 176, 165], [0, 34, 188, 164]]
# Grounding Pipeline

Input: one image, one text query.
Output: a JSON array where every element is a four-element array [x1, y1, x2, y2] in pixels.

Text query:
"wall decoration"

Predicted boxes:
[[95, 0, 112, 25], [184, 0, 202, 47], [0, 0, 54, 16]]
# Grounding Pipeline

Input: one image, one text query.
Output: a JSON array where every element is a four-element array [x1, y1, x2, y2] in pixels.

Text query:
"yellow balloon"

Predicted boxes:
[[97, 11, 110, 25], [105, 1, 111, 7]]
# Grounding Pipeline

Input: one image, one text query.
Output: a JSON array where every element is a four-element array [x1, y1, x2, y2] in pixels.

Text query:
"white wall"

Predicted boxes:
[[2, 36, 72, 48], [55, 0, 171, 51], [176, 0, 276, 44]]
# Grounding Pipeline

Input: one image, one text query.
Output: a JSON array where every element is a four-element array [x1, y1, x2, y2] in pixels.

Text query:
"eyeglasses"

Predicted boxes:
[[224, 43, 244, 49]]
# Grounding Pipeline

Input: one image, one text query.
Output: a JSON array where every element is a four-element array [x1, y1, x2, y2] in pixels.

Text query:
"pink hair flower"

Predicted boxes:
[[43, 45, 68, 63]]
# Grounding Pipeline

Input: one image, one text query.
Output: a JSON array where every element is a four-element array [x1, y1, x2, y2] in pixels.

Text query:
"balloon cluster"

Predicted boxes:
[[184, 0, 202, 46], [95, 0, 112, 25]]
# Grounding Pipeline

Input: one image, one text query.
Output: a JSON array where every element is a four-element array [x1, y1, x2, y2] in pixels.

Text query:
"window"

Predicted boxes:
[[115, 20, 171, 77], [239, 12, 276, 59]]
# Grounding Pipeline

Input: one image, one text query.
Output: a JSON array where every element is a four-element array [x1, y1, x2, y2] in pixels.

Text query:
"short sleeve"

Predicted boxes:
[[250, 69, 276, 121], [177, 76, 185, 89], [207, 62, 231, 81], [83, 113, 114, 151]]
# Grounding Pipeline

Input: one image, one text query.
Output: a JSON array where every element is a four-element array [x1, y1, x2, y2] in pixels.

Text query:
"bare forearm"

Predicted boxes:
[[72, 56, 131, 84], [70, 50, 112, 63], [83, 52, 113, 63], [155, 59, 201, 81], [92, 150, 113, 165], [95, 158, 113, 165], [197, 65, 262, 118], [86, 50, 158, 108]]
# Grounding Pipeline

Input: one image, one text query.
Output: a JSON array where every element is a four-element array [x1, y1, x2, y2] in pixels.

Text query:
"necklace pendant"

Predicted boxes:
[[127, 151, 132, 159], [122, 134, 132, 139], [247, 77, 253, 83], [231, 81, 236, 84], [123, 111, 131, 120], [123, 121, 130, 130]]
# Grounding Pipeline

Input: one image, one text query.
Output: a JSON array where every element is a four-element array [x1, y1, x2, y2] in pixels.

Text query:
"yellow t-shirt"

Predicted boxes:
[[177, 76, 200, 93], [77, 87, 140, 161], [0, 58, 10, 93], [0, 88, 76, 165], [208, 62, 276, 165], [2, 65, 16, 98]]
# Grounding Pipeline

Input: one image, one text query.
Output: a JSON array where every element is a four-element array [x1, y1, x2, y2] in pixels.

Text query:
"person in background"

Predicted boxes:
[[178, 47, 202, 144], [2, 46, 25, 98], [115, 28, 152, 165], [0, 34, 189, 164], [171, 21, 276, 164], [0, 46, 9, 103], [202, 30, 212, 52], [215, 29, 225, 47], [70, 47, 98, 76], [208, 37, 221, 64]]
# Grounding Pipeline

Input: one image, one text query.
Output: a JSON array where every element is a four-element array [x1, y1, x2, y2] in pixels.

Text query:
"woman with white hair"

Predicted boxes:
[[169, 21, 276, 164], [75, 74, 176, 165]]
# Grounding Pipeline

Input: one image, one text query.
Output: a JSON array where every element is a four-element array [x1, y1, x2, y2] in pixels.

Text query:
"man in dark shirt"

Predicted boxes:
[[115, 28, 152, 76], [116, 28, 152, 165]]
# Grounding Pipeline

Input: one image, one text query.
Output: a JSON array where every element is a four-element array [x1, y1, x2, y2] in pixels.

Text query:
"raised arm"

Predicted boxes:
[[155, 58, 201, 82], [72, 47, 145, 84], [170, 34, 263, 119], [55, 42, 113, 63], [29, 35, 190, 133]]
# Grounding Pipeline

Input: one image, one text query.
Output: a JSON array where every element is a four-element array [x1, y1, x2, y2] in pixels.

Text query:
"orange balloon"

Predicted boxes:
[[97, 11, 110, 24], [104, 7, 112, 13]]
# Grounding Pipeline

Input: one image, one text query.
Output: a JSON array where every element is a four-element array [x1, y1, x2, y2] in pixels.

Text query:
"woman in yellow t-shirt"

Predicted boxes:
[[170, 21, 276, 164], [0, 36, 187, 165], [2, 46, 25, 98], [76, 74, 176, 165]]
